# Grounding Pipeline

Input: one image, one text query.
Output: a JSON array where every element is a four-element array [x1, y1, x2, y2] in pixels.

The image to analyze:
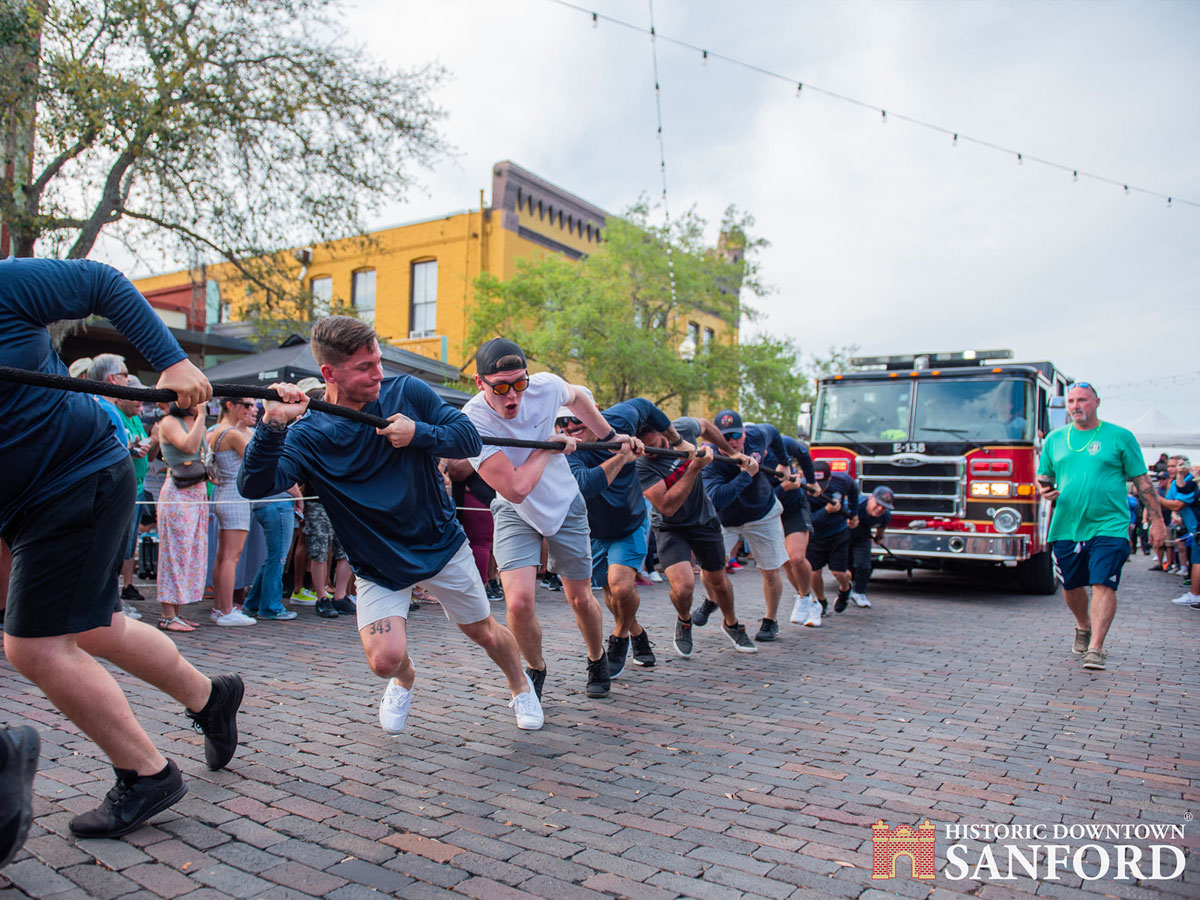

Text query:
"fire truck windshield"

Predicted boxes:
[[813, 381, 911, 443], [912, 379, 1033, 442]]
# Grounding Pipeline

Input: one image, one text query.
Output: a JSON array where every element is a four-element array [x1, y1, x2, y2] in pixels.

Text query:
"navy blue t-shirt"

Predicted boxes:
[[849, 494, 891, 541], [772, 435, 817, 512], [240, 375, 482, 590], [568, 398, 670, 540], [701, 423, 788, 527], [809, 472, 860, 538], [0, 258, 186, 530]]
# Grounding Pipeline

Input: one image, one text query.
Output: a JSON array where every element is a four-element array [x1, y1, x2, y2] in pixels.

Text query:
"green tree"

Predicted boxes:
[[468, 202, 771, 411], [0, 0, 444, 290]]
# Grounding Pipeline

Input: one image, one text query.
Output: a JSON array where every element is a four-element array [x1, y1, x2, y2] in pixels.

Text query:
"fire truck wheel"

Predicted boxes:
[[1016, 550, 1058, 595]]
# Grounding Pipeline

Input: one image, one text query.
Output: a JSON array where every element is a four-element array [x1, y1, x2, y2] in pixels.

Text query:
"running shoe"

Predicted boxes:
[[722, 621, 758, 653], [673, 619, 693, 658], [789, 593, 810, 624], [509, 675, 544, 730], [605, 634, 629, 679], [585, 655, 610, 698], [754, 618, 779, 642], [630, 630, 656, 667], [691, 599, 718, 627], [379, 679, 413, 733]]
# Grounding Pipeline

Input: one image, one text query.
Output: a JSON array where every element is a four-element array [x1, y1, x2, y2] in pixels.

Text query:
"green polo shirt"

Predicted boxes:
[[119, 409, 149, 492], [1038, 421, 1146, 542]]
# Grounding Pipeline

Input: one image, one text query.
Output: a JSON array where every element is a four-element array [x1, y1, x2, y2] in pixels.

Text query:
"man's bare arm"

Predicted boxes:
[[1134, 473, 1168, 548]]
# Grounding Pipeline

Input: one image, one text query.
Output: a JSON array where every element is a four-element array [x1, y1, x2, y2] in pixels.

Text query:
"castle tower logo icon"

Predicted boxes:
[[872, 820, 937, 879]]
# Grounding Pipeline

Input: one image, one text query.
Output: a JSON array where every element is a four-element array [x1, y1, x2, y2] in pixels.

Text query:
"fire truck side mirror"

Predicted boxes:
[[797, 402, 812, 440], [1047, 396, 1067, 431]]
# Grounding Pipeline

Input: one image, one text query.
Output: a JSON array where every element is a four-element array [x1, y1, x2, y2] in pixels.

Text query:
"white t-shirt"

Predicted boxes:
[[464, 372, 582, 535]]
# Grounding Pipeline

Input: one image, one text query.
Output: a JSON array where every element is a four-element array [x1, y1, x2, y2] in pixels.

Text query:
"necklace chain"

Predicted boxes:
[[1066, 420, 1103, 452]]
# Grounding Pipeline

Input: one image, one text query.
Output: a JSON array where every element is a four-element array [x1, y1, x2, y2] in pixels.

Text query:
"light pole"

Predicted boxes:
[[678, 335, 697, 416]]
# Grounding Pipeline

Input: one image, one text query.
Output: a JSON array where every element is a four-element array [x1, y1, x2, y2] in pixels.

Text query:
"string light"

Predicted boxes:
[[796, 82, 803, 99], [648, 0, 679, 311], [546, 0, 1197, 209]]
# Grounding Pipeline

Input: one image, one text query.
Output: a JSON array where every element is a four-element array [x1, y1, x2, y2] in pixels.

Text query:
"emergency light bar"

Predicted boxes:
[[850, 350, 1013, 371]]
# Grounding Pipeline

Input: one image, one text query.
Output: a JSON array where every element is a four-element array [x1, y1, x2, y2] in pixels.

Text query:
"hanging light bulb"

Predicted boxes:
[[1017, 153, 1023, 165], [1167, 197, 1173, 208], [952, 133, 958, 147], [795, 82, 803, 99], [1123, 185, 1130, 195], [881, 110, 887, 124], [592, 11, 598, 28], [702, 50, 708, 65], [1073, 170, 1078, 182]]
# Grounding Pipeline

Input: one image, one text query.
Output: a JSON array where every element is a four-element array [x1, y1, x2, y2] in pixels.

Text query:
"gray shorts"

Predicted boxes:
[[491, 493, 593, 581], [721, 497, 788, 571], [355, 540, 490, 629]]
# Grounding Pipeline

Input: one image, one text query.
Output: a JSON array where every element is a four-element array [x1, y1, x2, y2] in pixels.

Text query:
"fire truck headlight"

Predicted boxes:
[[992, 507, 1021, 533]]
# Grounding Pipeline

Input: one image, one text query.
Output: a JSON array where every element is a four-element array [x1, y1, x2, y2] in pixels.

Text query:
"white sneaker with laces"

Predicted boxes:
[[379, 679, 413, 733], [216, 609, 256, 626], [804, 601, 822, 627], [648, 571, 663, 583], [508, 675, 544, 730], [1170, 592, 1200, 605], [851, 591, 871, 608], [789, 593, 810, 624], [122, 603, 143, 620]]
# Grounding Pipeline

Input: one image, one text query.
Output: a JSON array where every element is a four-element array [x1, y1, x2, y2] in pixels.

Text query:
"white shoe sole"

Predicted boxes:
[[673, 640, 693, 658]]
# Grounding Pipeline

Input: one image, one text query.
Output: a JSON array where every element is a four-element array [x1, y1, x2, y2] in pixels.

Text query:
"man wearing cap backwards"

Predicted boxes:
[[241, 317, 544, 733], [697, 411, 792, 642], [846, 486, 894, 609], [801, 460, 861, 626], [558, 395, 678, 677], [637, 415, 759, 656], [463, 338, 627, 702], [1037, 382, 1165, 671]]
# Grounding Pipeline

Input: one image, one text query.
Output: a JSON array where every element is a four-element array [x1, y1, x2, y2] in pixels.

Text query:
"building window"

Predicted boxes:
[[703, 327, 714, 349], [352, 269, 376, 325], [410, 259, 437, 337], [687, 321, 700, 345], [310, 276, 332, 317]]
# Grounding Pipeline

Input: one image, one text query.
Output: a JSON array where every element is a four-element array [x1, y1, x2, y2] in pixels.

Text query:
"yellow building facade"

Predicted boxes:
[[132, 161, 734, 386]]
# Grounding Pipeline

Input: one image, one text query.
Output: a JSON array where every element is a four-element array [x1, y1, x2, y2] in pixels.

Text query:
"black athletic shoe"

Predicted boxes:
[[542, 573, 563, 592], [586, 655, 611, 698], [315, 598, 339, 618], [185, 674, 244, 771], [817, 598, 828, 614], [0, 725, 39, 869], [673, 619, 693, 658], [486, 579, 505, 601], [754, 617, 780, 642], [68, 760, 187, 839], [630, 630, 656, 667], [120, 584, 145, 602], [691, 599, 718, 627], [525, 666, 546, 701], [331, 596, 356, 615], [834, 589, 850, 613], [605, 634, 629, 680]]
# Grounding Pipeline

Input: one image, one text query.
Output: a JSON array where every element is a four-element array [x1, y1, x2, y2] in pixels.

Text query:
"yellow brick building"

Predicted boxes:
[[132, 161, 734, 385]]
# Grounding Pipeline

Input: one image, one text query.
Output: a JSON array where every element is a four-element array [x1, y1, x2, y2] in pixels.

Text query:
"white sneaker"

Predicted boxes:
[[648, 571, 663, 583], [789, 593, 810, 624], [508, 675, 544, 730], [1170, 592, 1200, 605], [121, 603, 143, 620], [215, 610, 256, 626], [379, 679, 413, 733], [851, 592, 871, 608], [804, 601, 822, 627]]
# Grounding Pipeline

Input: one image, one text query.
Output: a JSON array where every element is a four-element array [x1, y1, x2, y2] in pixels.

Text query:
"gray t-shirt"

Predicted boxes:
[[636, 417, 720, 531]]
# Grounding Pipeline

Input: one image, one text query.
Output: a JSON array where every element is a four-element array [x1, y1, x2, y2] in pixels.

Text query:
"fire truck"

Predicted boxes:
[[803, 350, 1071, 593]]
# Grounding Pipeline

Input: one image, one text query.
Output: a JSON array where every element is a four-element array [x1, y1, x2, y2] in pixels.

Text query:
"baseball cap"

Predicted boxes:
[[872, 486, 895, 509], [714, 409, 743, 436], [126, 374, 145, 388], [68, 357, 93, 378], [812, 460, 830, 481], [296, 376, 325, 397], [476, 338, 527, 376]]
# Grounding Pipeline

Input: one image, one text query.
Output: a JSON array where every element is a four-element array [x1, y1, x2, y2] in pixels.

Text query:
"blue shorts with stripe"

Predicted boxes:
[[1051, 536, 1130, 591]]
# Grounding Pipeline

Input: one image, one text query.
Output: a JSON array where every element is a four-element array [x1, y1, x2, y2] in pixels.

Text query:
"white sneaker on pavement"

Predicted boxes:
[[648, 570, 663, 583], [508, 674, 544, 730], [122, 603, 143, 620], [851, 591, 871, 608], [789, 593, 811, 624], [379, 679, 413, 733], [1170, 592, 1200, 605], [804, 600, 822, 627], [215, 609, 256, 626]]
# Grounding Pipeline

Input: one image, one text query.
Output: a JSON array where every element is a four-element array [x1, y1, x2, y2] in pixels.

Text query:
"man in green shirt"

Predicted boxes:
[[1037, 382, 1165, 670]]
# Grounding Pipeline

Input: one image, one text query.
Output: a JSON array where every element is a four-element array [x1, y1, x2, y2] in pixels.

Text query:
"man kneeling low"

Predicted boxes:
[[240, 317, 542, 731]]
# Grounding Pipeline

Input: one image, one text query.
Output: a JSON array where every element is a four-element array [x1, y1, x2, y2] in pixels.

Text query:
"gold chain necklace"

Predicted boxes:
[[1066, 420, 1103, 453]]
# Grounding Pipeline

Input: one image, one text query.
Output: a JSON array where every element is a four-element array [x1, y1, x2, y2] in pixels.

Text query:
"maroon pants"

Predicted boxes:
[[459, 490, 493, 583]]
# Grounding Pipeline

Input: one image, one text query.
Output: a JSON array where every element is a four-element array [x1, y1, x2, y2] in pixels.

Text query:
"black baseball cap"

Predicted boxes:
[[476, 338, 527, 376], [872, 486, 896, 509], [714, 409, 743, 436]]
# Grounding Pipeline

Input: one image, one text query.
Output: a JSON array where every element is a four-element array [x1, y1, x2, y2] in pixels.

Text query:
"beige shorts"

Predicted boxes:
[[721, 497, 788, 571], [355, 541, 490, 629]]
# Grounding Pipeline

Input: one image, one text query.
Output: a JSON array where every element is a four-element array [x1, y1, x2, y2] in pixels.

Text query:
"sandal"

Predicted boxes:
[[157, 616, 195, 633]]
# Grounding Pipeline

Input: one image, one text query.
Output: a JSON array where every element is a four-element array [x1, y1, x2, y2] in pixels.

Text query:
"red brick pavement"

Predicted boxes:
[[1, 561, 1197, 898]]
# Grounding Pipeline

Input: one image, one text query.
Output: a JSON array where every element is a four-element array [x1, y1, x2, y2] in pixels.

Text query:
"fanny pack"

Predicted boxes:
[[169, 460, 208, 488]]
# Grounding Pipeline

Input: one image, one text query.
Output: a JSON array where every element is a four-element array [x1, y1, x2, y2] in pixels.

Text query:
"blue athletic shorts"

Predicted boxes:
[[1051, 536, 1130, 591], [591, 513, 651, 589]]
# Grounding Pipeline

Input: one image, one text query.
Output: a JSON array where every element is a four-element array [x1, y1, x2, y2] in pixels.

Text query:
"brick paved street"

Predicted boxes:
[[2, 560, 1197, 899]]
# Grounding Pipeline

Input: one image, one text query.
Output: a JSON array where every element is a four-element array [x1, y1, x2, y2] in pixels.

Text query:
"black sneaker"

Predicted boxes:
[[834, 589, 850, 613], [486, 579, 505, 601], [673, 619, 693, 658], [630, 630, 655, 667], [0, 725, 39, 868], [722, 621, 758, 653], [542, 573, 563, 592], [315, 598, 339, 618], [817, 597, 828, 614], [331, 596, 356, 615], [586, 655, 610, 698], [120, 584, 145, 602], [754, 617, 779, 642], [68, 760, 187, 839], [605, 634, 629, 679], [185, 674, 244, 771], [525, 666, 547, 701], [691, 599, 718, 627]]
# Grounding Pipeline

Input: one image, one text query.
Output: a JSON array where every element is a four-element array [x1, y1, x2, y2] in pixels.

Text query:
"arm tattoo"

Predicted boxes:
[[1134, 474, 1162, 516]]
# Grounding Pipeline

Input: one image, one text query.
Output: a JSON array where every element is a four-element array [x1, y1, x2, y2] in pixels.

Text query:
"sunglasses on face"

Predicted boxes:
[[480, 374, 529, 395], [556, 416, 582, 429], [725, 431, 743, 441], [237, 401, 254, 408]]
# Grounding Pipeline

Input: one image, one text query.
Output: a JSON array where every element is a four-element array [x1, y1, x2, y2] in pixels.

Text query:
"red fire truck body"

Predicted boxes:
[[806, 350, 1070, 593]]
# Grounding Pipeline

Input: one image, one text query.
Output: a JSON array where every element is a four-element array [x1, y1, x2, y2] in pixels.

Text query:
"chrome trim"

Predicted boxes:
[[872, 529, 1028, 561], [858, 454, 966, 517]]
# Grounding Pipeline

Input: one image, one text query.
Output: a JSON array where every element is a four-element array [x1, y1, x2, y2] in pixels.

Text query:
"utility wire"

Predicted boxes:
[[547, 0, 1197, 209]]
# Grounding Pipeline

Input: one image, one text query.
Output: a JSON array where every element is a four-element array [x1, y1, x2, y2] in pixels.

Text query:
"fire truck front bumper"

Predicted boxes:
[[872, 530, 1028, 562]]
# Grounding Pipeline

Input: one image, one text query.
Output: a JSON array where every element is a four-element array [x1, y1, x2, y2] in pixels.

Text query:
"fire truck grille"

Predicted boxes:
[[859, 458, 964, 516]]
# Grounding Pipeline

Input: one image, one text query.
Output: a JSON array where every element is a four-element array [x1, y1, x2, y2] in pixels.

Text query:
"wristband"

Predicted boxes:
[[670, 437, 684, 447], [601, 429, 616, 442]]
